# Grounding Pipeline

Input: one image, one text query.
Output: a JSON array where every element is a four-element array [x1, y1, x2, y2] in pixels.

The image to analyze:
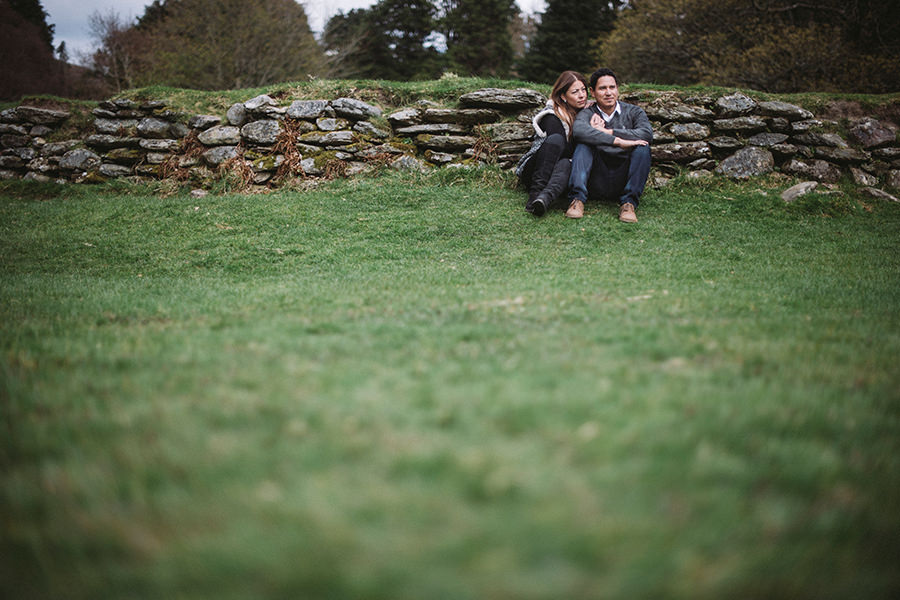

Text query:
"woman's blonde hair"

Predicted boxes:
[[550, 70, 589, 136]]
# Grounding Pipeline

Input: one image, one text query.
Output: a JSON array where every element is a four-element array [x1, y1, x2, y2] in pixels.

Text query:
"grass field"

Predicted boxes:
[[2, 169, 899, 599]]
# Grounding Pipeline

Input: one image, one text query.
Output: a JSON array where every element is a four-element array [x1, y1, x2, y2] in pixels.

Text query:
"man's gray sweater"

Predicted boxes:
[[571, 102, 653, 160]]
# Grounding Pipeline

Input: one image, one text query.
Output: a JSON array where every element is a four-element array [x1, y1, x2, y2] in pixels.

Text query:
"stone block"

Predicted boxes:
[[486, 122, 533, 142], [59, 148, 101, 171], [99, 163, 133, 177], [644, 103, 715, 123], [712, 116, 767, 133], [242, 119, 282, 145], [387, 108, 421, 128], [300, 130, 355, 146], [394, 123, 468, 136], [331, 98, 382, 120], [782, 158, 842, 183], [458, 88, 546, 110], [747, 133, 789, 147], [423, 108, 502, 125], [813, 146, 869, 164], [756, 101, 812, 121], [792, 132, 848, 148], [198, 125, 242, 146], [666, 122, 710, 141], [15, 106, 70, 124], [189, 114, 221, 130], [139, 138, 181, 152], [86, 134, 142, 149], [714, 146, 774, 179], [202, 145, 239, 166], [414, 134, 477, 152], [848, 118, 896, 149], [715, 93, 757, 117], [652, 142, 711, 163], [287, 100, 330, 120]]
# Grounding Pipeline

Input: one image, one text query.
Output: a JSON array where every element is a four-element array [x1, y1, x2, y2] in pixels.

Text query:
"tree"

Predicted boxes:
[[0, 0, 62, 99], [509, 10, 537, 77], [86, 10, 148, 92], [323, 0, 441, 80], [519, 0, 622, 84], [440, 0, 518, 77], [130, 0, 323, 89], [373, 0, 441, 79], [55, 40, 68, 63], [136, 0, 169, 29], [8, 0, 54, 49], [322, 8, 383, 79], [601, 0, 900, 92]]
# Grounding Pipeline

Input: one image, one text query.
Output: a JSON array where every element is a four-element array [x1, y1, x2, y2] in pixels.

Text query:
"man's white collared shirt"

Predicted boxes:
[[598, 101, 622, 122]]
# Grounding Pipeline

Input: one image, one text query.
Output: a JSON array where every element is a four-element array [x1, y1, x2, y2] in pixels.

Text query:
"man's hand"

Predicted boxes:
[[614, 137, 649, 148]]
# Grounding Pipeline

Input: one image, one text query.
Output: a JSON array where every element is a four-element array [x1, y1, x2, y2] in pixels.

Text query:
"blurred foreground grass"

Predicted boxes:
[[2, 170, 899, 599]]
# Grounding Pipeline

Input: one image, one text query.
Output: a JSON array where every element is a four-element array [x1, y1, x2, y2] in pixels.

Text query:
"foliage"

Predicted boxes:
[[519, 0, 623, 84], [142, 0, 322, 89], [440, 0, 519, 76], [323, 0, 442, 80], [7, 0, 54, 49], [0, 0, 64, 100], [87, 0, 322, 91], [374, 0, 443, 79], [135, 0, 168, 29], [601, 0, 900, 92], [2, 171, 900, 598], [696, 22, 900, 94], [322, 8, 376, 78], [508, 11, 538, 76], [86, 10, 150, 92]]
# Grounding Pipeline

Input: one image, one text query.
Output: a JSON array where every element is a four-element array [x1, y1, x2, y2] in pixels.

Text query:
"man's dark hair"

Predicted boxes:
[[590, 68, 618, 90]]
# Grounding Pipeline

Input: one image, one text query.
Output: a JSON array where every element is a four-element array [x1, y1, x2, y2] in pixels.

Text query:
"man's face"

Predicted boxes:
[[593, 75, 619, 113]]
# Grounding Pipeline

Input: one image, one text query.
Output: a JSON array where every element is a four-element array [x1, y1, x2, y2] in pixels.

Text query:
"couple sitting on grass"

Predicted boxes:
[[517, 68, 652, 222]]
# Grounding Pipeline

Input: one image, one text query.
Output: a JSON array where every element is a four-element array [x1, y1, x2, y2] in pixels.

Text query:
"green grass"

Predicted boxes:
[[2, 170, 900, 599]]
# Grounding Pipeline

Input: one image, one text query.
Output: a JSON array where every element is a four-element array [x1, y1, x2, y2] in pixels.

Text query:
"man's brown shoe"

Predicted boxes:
[[619, 202, 638, 223], [565, 199, 584, 219]]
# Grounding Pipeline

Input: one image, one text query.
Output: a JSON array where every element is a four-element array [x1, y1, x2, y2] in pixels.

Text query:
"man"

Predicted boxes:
[[565, 68, 652, 222]]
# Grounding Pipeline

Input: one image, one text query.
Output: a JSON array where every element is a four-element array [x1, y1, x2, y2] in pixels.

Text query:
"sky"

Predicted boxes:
[[42, 0, 546, 63]]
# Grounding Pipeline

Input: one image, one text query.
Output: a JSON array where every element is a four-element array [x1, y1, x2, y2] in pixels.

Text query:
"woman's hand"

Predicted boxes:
[[590, 113, 613, 134]]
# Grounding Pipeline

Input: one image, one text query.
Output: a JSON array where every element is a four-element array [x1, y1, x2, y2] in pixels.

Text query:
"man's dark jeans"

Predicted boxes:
[[569, 143, 651, 207]]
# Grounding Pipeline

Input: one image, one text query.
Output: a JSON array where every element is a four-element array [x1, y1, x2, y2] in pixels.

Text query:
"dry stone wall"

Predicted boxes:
[[2, 88, 899, 197]]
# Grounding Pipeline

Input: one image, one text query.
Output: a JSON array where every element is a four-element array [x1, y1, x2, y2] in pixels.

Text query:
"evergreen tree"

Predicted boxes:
[[8, 0, 54, 49], [519, 0, 622, 83], [324, 0, 440, 80], [440, 0, 518, 77], [135, 0, 168, 30], [0, 0, 61, 99], [322, 9, 384, 79], [372, 0, 441, 79]]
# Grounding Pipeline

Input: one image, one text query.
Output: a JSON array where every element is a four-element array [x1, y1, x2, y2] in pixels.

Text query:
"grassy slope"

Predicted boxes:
[[1, 167, 899, 599]]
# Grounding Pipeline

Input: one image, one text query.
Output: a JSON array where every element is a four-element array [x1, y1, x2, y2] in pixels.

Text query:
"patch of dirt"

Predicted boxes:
[[17, 97, 77, 112], [822, 99, 900, 129]]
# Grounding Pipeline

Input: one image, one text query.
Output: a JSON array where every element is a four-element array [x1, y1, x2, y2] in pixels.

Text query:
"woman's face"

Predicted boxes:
[[563, 80, 588, 109]]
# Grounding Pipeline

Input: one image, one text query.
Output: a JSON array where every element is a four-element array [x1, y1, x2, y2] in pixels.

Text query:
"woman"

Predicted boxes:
[[516, 70, 589, 216]]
